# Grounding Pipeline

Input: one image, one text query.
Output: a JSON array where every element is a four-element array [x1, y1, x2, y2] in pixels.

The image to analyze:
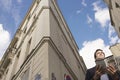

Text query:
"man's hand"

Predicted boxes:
[[107, 64, 117, 75], [93, 65, 104, 80], [107, 64, 119, 80]]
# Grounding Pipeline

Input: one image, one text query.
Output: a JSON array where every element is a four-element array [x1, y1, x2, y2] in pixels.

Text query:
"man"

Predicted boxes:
[[85, 49, 120, 80]]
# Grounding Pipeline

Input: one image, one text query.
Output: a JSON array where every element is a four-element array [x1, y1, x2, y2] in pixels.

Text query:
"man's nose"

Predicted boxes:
[[100, 53, 103, 55]]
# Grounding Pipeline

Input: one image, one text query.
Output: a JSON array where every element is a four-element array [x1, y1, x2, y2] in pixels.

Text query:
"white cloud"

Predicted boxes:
[[109, 36, 119, 44], [76, 10, 81, 14], [108, 24, 120, 44], [92, 1, 120, 45], [0, 0, 21, 27], [92, 1, 101, 11], [108, 24, 116, 38], [118, 39, 120, 43], [95, 8, 110, 27], [87, 14, 93, 24], [76, 8, 83, 15], [0, 24, 10, 60], [79, 38, 112, 69], [11, 7, 21, 27], [81, 0, 87, 7], [17, 0, 22, 4], [92, 1, 110, 27], [0, 0, 12, 12]]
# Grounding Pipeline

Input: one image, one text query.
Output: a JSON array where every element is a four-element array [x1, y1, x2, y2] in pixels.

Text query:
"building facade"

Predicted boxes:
[[0, 0, 87, 80], [110, 43, 120, 70], [110, 43, 120, 57], [104, 0, 120, 38]]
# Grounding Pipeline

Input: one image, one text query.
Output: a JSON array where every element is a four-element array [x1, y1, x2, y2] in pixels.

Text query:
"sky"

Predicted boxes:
[[0, 0, 120, 69]]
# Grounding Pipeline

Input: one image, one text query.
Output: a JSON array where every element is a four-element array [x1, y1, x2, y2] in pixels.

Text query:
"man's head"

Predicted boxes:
[[94, 49, 105, 60]]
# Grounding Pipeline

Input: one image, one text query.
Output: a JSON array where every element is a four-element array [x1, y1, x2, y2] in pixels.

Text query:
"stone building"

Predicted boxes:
[[104, 0, 120, 38], [110, 43, 120, 70], [0, 0, 86, 80], [110, 43, 120, 57]]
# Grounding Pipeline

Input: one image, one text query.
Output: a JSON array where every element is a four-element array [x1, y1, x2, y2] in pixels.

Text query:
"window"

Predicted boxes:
[[6, 68, 9, 74], [21, 69, 30, 80], [28, 14, 31, 20], [37, 0, 40, 4], [26, 38, 32, 55], [24, 27, 27, 33], [109, 0, 113, 9], [34, 14, 37, 19], [119, 27, 120, 32], [115, 2, 120, 8], [51, 73, 56, 80], [35, 74, 41, 80], [17, 50, 21, 58]]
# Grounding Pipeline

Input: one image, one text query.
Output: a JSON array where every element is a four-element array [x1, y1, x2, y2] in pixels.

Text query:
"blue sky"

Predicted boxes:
[[0, 0, 120, 69]]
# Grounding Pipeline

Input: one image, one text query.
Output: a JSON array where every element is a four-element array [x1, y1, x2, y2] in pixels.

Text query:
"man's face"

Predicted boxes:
[[96, 50, 105, 60]]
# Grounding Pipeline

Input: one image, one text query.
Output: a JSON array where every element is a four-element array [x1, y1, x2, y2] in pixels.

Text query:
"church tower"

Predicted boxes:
[[0, 0, 86, 80]]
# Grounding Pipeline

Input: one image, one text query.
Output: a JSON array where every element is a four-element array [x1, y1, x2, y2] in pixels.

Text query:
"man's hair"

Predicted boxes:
[[94, 49, 104, 59]]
